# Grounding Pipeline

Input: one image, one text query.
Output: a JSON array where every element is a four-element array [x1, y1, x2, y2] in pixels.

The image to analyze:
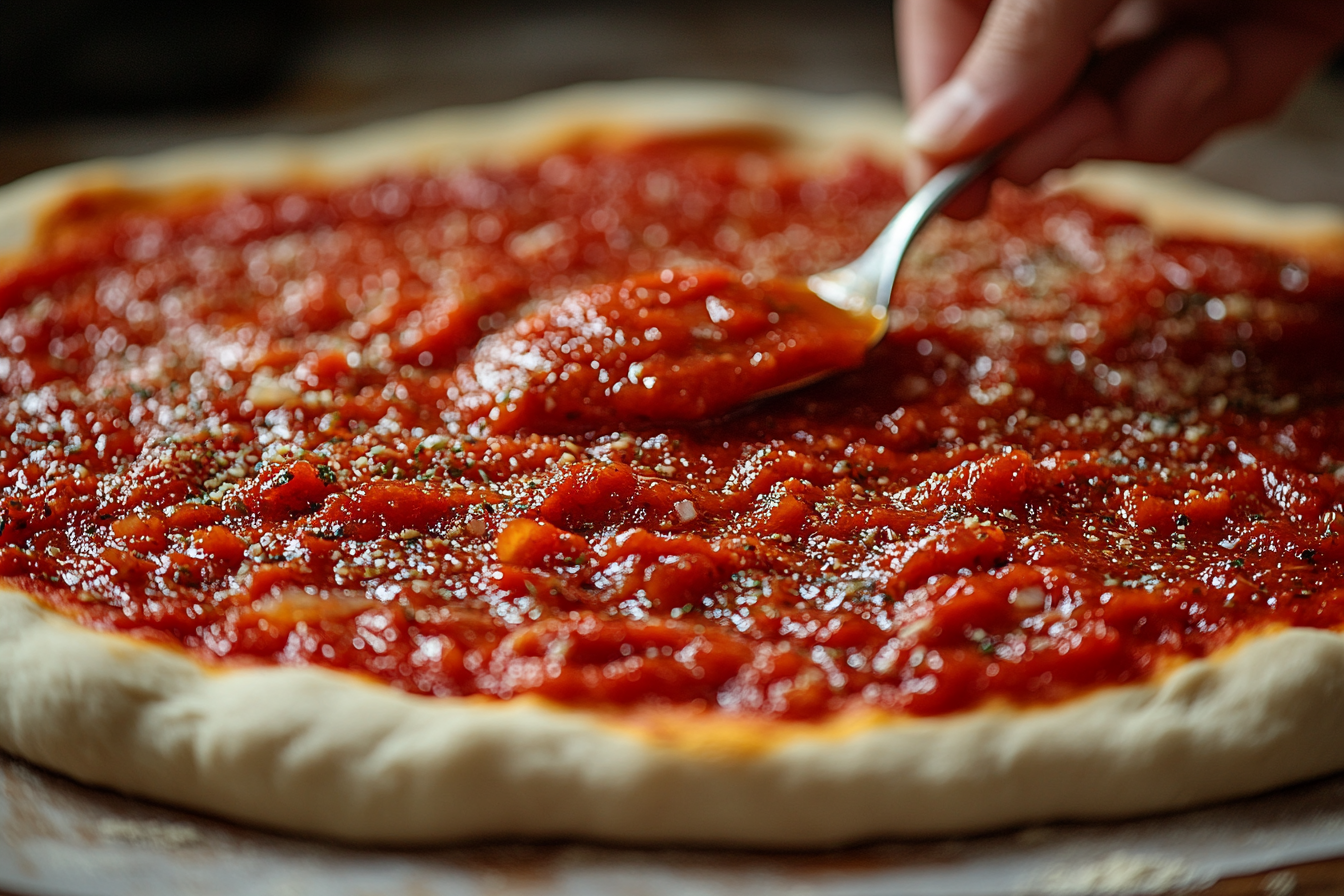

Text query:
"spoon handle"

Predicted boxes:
[[868, 146, 1005, 311]]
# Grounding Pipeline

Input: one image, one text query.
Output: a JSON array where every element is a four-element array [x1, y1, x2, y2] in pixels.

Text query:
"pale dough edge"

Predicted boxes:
[[1048, 162, 1344, 266], [6, 588, 1344, 846], [2, 80, 1341, 266], [2, 80, 1344, 846], [0, 80, 910, 262]]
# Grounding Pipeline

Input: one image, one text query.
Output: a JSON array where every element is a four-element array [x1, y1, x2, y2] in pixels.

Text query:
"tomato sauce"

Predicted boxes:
[[459, 269, 880, 430], [3, 135, 1344, 720]]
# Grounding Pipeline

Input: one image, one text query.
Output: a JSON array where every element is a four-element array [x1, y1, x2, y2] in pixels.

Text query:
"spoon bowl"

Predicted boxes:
[[807, 148, 1001, 341]]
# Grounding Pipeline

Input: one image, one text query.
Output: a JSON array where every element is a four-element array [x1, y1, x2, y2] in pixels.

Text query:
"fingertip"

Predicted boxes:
[[903, 0, 1126, 164], [904, 78, 990, 156], [903, 153, 935, 196]]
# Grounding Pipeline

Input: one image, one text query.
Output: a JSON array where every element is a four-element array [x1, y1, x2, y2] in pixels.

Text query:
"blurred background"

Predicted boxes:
[[2, 0, 1342, 201]]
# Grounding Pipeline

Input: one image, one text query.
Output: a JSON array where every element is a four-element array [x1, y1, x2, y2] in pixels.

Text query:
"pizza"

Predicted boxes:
[[2, 81, 1344, 847]]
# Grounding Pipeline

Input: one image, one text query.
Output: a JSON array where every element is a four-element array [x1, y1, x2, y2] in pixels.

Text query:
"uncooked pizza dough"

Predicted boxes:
[[1, 82, 1344, 846]]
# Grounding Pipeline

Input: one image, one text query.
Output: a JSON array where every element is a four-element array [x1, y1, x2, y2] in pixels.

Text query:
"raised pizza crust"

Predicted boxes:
[[1049, 162, 1344, 267], [3, 80, 1344, 846], [7, 588, 1344, 846]]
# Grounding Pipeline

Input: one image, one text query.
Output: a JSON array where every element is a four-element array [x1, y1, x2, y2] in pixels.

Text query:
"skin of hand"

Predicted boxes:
[[897, 0, 1344, 215]]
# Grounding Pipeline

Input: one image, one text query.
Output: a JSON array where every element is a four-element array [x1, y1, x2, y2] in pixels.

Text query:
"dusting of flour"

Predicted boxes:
[[95, 818, 204, 849], [1023, 851, 1211, 895]]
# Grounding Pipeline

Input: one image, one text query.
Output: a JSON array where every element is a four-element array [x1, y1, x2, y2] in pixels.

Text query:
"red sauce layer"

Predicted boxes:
[[459, 268, 880, 429], [3, 135, 1344, 720]]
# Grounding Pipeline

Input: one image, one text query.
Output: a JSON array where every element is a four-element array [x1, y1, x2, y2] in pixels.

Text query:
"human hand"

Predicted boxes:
[[898, 0, 1344, 213]]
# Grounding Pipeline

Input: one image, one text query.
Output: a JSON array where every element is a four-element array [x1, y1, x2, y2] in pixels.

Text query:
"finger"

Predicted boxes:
[[908, 1, 1344, 208], [999, 35, 1229, 179], [995, 11, 1343, 180], [996, 91, 1120, 185], [904, 0, 1123, 159], [1108, 14, 1342, 165], [938, 176, 995, 220], [1114, 35, 1232, 163], [915, 36, 1219, 213], [1190, 11, 1344, 137], [897, 0, 992, 108]]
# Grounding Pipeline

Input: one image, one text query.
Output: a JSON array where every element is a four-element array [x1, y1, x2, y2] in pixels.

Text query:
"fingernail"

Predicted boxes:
[[905, 79, 986, 154]]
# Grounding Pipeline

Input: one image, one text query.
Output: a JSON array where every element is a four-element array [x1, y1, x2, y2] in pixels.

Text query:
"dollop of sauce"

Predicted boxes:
[[459, 269, 880, 429], [2, 135, 1343, 720]]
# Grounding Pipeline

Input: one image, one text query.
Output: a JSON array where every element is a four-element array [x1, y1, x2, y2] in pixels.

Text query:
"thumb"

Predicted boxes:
[[905, 0, 1121, 160]]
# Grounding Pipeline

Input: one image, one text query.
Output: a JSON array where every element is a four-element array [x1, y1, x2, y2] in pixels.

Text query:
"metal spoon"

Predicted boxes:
[[739, 147, 1001, 405], [806, 147, 1002, 337]]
